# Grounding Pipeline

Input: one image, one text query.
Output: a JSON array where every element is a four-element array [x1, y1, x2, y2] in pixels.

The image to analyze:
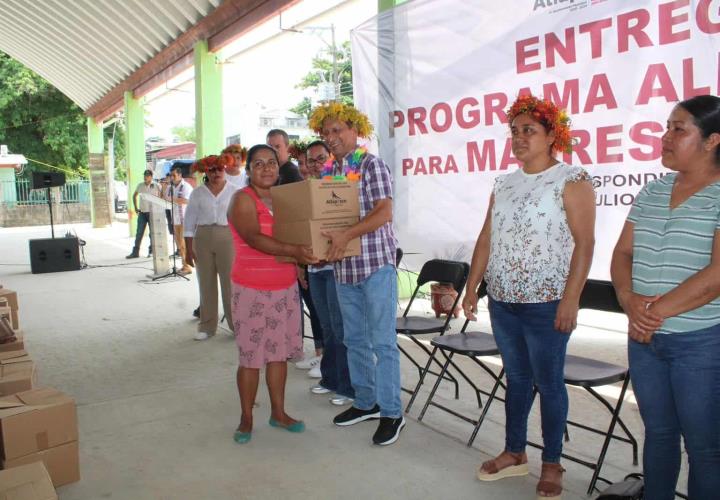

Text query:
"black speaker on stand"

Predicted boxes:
[[28, 172, 81, 274]]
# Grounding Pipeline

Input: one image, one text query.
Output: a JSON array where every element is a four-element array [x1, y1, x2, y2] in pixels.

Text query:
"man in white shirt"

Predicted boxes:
[[127, 169, 160, 259], [164, 166, 193, 274]]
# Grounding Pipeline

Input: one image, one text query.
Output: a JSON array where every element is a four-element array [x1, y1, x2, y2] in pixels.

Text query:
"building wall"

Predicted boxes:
[[0, 203, 90, 228]]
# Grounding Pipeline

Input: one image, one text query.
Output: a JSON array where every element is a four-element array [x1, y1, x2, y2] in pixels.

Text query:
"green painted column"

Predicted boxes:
[[194, 40, 224, 159], [124, 91, 145, 236], [378, 0, 406, 11]]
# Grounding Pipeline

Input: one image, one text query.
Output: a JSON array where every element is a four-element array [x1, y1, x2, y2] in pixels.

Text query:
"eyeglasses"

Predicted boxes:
[[250, 159, 279, 170], [306, 155, 329, 166]]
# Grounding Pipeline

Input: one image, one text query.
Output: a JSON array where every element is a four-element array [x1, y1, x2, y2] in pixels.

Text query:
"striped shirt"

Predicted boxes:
[[627, 174, 720, 334], [332, 151, 397, 284]]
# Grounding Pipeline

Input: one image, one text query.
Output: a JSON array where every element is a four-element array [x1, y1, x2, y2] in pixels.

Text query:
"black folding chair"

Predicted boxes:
[[540, 279, 638, 495], [396, 259, 469, 396], [407, 281, 507, 445]]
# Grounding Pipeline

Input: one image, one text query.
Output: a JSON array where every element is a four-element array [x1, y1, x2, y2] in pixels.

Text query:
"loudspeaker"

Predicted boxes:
[[28, 237, 81, 274], [31, 171, 66, 189]]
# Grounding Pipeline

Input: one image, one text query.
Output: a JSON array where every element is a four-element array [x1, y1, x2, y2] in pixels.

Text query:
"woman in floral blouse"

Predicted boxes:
[[462, 94, 596, 499]]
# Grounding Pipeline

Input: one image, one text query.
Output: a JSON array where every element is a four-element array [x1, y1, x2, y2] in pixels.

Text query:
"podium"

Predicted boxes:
[[140, 193, 171, 277]]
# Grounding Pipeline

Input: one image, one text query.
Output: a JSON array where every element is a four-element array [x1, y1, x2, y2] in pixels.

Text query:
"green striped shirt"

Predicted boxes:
[[627, 173, 720, 334]]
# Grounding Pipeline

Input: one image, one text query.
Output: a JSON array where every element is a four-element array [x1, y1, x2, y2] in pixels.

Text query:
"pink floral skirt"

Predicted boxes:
[[231, 282, 303, 369]]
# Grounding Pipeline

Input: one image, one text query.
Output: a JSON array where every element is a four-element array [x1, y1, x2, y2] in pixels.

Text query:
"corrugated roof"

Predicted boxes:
[[0, 0, 221, 111]]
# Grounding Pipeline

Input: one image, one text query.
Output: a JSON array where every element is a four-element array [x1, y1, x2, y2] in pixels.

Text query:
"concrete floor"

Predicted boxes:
[[0, 221, 688, 500]]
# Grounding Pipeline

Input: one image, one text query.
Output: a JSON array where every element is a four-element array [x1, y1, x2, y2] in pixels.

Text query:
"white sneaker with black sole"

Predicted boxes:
[[372, 416, 406, 446]]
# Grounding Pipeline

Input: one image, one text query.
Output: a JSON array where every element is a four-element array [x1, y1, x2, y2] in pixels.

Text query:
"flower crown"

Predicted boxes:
[[308, 102, 374, 138], [288, 138, 319, 160], [191, 153, 235, 174], [222, 144, 248, 163], [506, 94, 573, 154]]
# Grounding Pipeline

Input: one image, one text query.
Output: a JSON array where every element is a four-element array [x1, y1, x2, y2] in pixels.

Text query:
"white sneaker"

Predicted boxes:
[[194, 331, 213, 341], [308, 364, 322, 379], [310, 384, 331, 394], [330, 395, 354, 406], [295, 355, 321, 370]]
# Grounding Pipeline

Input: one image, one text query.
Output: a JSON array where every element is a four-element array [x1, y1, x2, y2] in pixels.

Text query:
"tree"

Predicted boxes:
[[0, 52, 88, 177], [170, 123, 195, 142], [290, 41, 353, 119]]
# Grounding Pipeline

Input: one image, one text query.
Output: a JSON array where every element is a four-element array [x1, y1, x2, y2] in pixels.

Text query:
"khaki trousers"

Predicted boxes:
[[194, 225, 234, 334], [173, 225, 190, 269]]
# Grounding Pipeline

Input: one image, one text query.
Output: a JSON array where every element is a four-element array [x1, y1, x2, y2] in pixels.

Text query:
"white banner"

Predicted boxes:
[[351, 0, 720, 279]]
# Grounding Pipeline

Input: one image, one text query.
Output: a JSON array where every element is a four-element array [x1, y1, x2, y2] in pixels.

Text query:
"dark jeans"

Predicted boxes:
[[299, 279, 323, 350], [629, 325, 720, 500], [165, 209, 173, 235], [132, 211, 152, 253], [488, 298, 570, 463], [309, 269, 354, 398]]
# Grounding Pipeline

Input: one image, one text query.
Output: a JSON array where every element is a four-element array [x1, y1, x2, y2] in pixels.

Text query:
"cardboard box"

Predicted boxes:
[[0, 461, 57, 500], [274, 217, 361, 262], [0, 352, 34, 396], [3, 441, 79, 488], [0, 388, 78, 461], [271, 179, 359, 223], [0, 334, 23, 354]]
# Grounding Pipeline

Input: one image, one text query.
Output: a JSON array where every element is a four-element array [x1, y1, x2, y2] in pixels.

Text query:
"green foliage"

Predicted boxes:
[[0, 52, 88, 178], [290, 41, 353, 119], [171, 123, 196, 142]]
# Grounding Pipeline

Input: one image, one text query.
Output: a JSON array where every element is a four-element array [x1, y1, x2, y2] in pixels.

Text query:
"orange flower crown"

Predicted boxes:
[[222, 144, 248, 163], [191, 153, 235, 174], [506, 94, 573, 154]]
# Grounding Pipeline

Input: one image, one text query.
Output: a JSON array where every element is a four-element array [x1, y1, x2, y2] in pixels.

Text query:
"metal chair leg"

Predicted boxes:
[[419, 353, 454, 421], [405, 346, 439, 413], [467, 367, 504, 447]]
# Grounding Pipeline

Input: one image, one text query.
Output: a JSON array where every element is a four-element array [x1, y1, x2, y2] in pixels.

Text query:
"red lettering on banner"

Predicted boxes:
[[446, 155, 459, 174], [402, 158, 413, 176], [516, 37, 541, 74], [467, 140, 496, 172], [484, 93, 508, 125], [659, 0, 691, 44], [597, 125, 624, 164], [500, 139, 520, 170], [430, 103, 453, 133], [543, 79, 579, 114], [401, 155, 460, 176], [617, 9, 652, 53], [683, 58, 712, 98], [546, 28, 577, 68], [456, 97, 481, 129], [408, 107, 428, 136], [578, 18, 613, 59], [563, 130, 592, 165], [429, 156, 443, 174], [629, 121, 663, 161], [584, 74, 618, 113], [392, 111, 405, 129], [697, 0, 720, 33], [415, 157, 428, 175], [636, 63, 679, 104]]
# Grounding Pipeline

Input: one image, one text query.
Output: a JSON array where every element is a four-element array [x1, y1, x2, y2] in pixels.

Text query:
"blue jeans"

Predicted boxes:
[[629, 325, 720, 500], [132, 211, 152, 253], [336, 264, 401, 417], [300, 279, 323, 350], [309, 269, 354, 398], [488, 298, 570, 463]]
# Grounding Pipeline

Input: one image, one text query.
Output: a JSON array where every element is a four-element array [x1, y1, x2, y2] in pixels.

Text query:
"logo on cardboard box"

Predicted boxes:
[[326, 191, 347, 206]]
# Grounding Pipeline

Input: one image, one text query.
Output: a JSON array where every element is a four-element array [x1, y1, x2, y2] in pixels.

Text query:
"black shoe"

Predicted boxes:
[[126, 252, 139, 259], [333, 404, 380, 426], [372, 416, 406, 446], [193, 307, 200, 318], [148, 249, 152, 256]]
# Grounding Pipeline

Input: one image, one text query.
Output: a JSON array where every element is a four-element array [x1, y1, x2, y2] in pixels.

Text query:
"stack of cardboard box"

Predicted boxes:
[[271, 179, 362, 261], [0, 286, 80, 493], [0, 388, 79, 488]]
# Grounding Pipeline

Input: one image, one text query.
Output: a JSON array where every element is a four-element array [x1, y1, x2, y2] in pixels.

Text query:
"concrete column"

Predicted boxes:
[[124, 91, 145, 236], [87, 117, 111, 228], [194, 40, 224, 159]]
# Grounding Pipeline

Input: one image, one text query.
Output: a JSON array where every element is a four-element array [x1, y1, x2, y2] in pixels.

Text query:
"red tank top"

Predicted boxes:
[[230, 186, 296, 290]]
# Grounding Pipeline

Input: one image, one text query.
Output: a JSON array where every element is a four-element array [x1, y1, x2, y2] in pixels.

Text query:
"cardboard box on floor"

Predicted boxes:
[[0, 291, 18, 331], [0, 334, 23, 354], [274, 217, 361, 262], [0, 388, 79, 487], [0, 461, 57, 500], [0, 352, 34, 396]]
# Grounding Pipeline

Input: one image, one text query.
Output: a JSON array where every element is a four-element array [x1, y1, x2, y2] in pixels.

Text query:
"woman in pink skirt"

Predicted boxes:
[[227, 144, 318, 444]]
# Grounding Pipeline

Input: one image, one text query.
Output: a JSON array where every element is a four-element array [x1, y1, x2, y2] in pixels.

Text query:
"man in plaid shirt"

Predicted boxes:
[[309, 103, 404, 446]]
